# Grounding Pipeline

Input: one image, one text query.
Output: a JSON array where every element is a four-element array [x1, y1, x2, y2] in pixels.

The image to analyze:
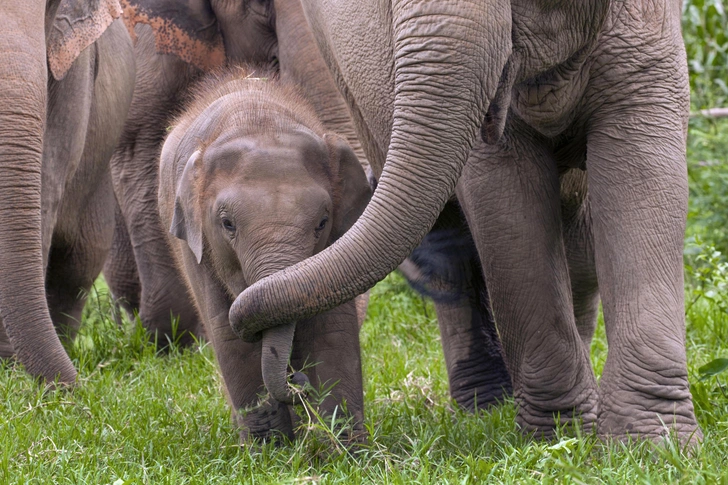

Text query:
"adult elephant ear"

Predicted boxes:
[[325, 134, 372, 243], [119, 0, 225, 70], [47, 0, 123, 80]]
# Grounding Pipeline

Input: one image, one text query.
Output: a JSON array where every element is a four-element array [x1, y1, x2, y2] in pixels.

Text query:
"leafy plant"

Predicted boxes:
[[684, 237, 728, 314], [699, 357, 728, 380], [683, 0, 728, 107]]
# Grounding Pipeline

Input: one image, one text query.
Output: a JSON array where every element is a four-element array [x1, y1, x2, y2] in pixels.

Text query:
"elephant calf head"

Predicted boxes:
[[159, 65, 371, 414]]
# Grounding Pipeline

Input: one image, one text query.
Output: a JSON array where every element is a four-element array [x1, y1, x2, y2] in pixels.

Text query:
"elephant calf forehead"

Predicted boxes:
[[203, 133, 331, 181]]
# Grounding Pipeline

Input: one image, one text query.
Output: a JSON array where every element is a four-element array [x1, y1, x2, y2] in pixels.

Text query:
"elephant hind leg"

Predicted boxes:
[[434, 270, 513, 411], [46, 174, 116, 343], [560, 169, 599, 352], [103, 202, 141, 325], [402, 202, 512, 410]]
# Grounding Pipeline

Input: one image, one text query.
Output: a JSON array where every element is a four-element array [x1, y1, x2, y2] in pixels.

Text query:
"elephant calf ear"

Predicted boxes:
[[326, 135, 373, 243], [170, 150, 205, 264], [120, 0, 225, 71], [47, 0, 123, 80]]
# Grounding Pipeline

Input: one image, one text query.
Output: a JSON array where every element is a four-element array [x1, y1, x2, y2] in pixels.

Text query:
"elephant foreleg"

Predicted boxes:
[[184, 260, 294, 443], [457, 126, 598, 437], [586, 83, 699, 442]]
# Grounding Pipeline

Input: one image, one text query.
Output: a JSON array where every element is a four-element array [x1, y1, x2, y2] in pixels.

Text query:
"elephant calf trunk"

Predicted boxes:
[[260, 320, 309, 403]]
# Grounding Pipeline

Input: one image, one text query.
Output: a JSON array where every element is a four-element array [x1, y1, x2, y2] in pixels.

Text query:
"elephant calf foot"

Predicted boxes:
[[237, 398, 294, 444], [598, 381, 702, 446], [514, 387, 599, 439]]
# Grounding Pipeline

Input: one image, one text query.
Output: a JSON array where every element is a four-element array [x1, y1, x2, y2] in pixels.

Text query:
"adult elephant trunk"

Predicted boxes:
[[230, 1, 512, 340], [0, 4, 77, 384]]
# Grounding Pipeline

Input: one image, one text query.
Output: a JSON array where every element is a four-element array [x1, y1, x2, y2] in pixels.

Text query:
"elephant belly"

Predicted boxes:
[[511, 51, 593, 139]]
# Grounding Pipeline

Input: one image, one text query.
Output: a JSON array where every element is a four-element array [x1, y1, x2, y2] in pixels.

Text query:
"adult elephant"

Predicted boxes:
[[0, 1, 135, 384], [229, 0, 700, 442]]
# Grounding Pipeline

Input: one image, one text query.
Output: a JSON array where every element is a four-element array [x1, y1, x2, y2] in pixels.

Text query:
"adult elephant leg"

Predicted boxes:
[[289, 299, 366, 443], [110, 25, 202, 345], [560, 169, 599, 351], [103, 202, 142, 321], [587, 88, 699, 441], [46, 174, 116, 342], [401, 202, 511, 409], [46, 19, 135, 342], [457, 128, 598, 436], [434, 270, 512, 410]]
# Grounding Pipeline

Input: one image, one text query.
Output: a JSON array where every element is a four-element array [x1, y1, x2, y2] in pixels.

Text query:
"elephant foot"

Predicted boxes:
[[514, 386, 599, 438], [449, 356, 513, 411], [598, 383, 702, 446], [237, 398, 294, 444]]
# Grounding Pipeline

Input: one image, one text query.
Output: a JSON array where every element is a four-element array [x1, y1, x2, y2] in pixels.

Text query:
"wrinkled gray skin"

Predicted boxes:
[[158, 73, 369, 441], [397, 200, 513, 409], [104, 0, 370, 346], [230, 0, 700, 442], [113, 0, 512, 414], [0, 1, 134, 384]]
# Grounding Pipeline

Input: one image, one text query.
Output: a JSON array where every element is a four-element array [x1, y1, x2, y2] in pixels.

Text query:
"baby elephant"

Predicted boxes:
[[159, 67, 370, 442]]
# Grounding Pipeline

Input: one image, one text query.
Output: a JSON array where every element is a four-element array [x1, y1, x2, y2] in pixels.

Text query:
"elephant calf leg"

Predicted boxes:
[[212, 316, 294, 442], [290, 300, 366, 444], [190, 269, 294, 443]]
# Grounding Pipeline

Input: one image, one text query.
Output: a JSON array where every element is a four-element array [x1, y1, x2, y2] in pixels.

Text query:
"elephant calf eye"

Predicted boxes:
[[221, 217, 236, 233], [315, 216, 328, 234]]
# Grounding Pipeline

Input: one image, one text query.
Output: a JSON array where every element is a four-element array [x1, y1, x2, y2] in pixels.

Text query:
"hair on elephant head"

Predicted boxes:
[[159, 66, 370, 430]]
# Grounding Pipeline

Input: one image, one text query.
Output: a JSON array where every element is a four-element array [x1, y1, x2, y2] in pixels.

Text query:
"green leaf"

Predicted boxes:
[[698, 358, 728, 380]]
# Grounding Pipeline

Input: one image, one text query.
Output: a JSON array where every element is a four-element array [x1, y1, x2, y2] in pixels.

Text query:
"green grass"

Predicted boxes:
[[1, 258, 728, 483]]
